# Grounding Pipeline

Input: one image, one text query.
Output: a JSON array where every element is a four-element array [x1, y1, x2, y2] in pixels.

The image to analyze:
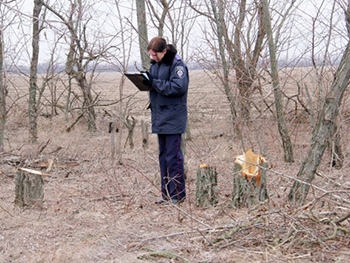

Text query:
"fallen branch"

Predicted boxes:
[[322, 221, 350, 241], [0, 203, 13, 217], [137, 251, 189, 262], [66, 111, 84, 132], [335, 212, 350, 224]]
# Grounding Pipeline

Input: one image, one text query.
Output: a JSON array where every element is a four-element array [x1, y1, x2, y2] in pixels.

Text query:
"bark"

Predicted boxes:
[[231, 0, 265, 120], [77, 73, 96, 131], [136, 0, 149, 69], [109, 121, 119, 162], [196, 165, 218, 207], [329, 124, 343, 169], [288, 39, 350, 204], [141, 120, 149, 149], [124, 115, 136, 149], [0, 18, 5, 151], [262, 0, 294, 163], [29, 0, 43, 143], [232, 154, 269, 208], [209, 0, 241, 140], [15, 169, 44, 208]]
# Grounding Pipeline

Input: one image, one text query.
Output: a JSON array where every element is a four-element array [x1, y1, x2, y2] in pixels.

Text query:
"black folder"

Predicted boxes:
[[125, 72, 152, 91]]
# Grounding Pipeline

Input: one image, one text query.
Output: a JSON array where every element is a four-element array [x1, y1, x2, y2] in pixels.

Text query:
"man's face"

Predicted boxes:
[[149, 49, 166, 62]]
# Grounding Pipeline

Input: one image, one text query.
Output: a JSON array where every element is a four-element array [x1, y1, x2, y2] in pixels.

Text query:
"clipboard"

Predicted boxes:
[[125, 72, 152, 91]]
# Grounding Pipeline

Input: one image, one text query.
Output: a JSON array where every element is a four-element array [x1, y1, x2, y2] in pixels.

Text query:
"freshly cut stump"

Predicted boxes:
[[232, 149, 268, 208]]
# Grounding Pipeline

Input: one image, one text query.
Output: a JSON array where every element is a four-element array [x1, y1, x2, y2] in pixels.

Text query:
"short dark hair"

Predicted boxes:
[[147, 37, 167, 52]]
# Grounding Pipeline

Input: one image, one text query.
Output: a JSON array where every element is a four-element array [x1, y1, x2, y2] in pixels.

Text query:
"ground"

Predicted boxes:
[[0, 71, 349, 263]]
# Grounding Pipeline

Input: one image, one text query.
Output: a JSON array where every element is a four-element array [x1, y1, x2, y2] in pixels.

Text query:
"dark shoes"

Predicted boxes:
[[155, 199, 167, 205], [155, 198, 185, 205], [170, 198, 185, 205]]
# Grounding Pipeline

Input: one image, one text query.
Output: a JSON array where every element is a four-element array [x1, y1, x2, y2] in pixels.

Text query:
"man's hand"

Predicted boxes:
[[142, 79, 152, 87], [141, 71, 152, 87]]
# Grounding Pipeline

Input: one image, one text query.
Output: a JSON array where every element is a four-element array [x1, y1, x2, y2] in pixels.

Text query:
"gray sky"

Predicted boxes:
[[3, 0, 346, 68]]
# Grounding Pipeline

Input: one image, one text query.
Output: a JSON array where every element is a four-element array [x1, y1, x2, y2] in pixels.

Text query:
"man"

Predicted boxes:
[[146, 37, 189, 205]]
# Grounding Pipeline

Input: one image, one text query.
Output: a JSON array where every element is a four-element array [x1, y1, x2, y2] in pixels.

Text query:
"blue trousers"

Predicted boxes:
[[158, 134, 186, 201]]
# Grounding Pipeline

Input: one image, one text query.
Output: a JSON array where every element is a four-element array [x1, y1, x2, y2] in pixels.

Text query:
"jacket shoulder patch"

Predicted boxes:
[[175, 66, 185, 78]]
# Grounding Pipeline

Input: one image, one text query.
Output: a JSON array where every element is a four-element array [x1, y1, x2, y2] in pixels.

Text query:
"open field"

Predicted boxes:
[[0, 70, 349, 262]]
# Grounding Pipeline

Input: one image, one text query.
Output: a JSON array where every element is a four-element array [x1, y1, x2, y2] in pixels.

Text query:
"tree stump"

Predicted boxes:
[[232, 149, 268, 208], [196, 164, 218, 207], [109, 119, 120, 162], [15, 168, 44, 208], [124, 115, 137, 149], [141, 120, 149, 149]]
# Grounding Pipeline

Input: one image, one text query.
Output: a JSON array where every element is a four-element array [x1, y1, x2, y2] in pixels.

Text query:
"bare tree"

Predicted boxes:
[[0, 25, 4, 152], [146, 0, 172, 37], [288, 1, 350, 204], [111, 0, 135, 164], [28, 0, 44, 143], [261, 0, 294, 162], [189, 0, 299, 157], [136, 0, 149, 69], [231, 0, 265, 121], [0, 2, 8, 151], [209, 0, 241, 139], [40, 0, 110, 131], [310, 1, 344, 168], [146, 0, 195, 53], [188, 0, 264, 146]]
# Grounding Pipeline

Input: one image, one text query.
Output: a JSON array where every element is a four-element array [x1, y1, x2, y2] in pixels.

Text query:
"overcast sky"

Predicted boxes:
[[2, 0, 347, 68]]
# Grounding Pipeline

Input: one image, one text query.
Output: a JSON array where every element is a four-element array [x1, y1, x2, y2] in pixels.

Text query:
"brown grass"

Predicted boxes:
[[0, 70, 349, 263]]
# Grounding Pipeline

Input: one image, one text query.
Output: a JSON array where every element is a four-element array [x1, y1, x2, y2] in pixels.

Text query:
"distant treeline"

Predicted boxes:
[[8, 58, 341, 75]]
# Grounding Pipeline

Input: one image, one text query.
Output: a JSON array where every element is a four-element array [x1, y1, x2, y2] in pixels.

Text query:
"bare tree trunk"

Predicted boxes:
[[136, 0, 149, 69], [288, 28, 350, 204], [0, 16, 5, 151], [77, 74, 96, 131], [65, 18, 75, 122], [109, 121, 118, 161], [209, 0, 241, 141], [262, 0, 294, 163], [117, 78, 124, 165], [329, 125, 343, 169], [231, 0, 265, 121], [29, 0, 43, 143]]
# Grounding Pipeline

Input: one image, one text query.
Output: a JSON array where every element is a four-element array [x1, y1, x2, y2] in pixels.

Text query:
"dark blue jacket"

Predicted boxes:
[[149, 45, 189, 134]]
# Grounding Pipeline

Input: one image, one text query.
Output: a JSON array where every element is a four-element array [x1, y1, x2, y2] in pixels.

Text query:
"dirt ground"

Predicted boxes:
[[0, 71, 349, 263]]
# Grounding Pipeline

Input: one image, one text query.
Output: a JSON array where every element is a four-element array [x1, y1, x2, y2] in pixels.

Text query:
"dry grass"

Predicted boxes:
[[0, 70, 349, 263]]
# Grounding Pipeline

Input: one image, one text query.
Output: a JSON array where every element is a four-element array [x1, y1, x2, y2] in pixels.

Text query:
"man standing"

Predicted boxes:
[[146, 37, 189, 205]]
